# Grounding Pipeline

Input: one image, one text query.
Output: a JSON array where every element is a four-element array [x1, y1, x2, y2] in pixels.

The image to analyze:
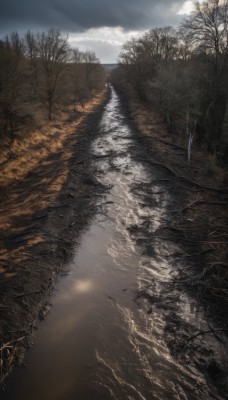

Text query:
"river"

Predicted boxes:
[[2, 87, 226, 400]]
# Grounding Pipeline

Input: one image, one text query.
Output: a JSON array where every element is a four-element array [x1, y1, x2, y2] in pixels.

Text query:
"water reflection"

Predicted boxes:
[[1, 87, 224, 400], [74, 279, 93, 294], [58, 278, 94, 302]]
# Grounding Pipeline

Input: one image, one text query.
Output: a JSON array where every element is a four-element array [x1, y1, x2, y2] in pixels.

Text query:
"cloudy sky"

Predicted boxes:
[[0, 0, 195, 63]]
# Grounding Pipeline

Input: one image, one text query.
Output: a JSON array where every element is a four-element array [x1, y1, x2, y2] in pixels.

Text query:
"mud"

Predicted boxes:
[[0, 90, 110, 386], [0, 86, 228, 399]]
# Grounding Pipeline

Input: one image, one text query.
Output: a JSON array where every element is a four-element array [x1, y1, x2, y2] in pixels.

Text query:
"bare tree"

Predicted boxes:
[[71, 50, 104, 107], [35, 29, 70, 120], [119, 28, 180, 100], [0, 28, 105, 143], [120, 37, 153, 100], [182, 0, 228, 147], [182, 0, 228, 78], [70, 48, 84, 112], [83, 51, 99, 85], [24, 31, 39, 101], [0, 33, 25, 137]]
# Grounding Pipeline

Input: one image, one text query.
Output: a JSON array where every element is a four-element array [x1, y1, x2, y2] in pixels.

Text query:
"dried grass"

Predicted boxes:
[[0, 90, 106, 385], [0, 92, 105, 188]]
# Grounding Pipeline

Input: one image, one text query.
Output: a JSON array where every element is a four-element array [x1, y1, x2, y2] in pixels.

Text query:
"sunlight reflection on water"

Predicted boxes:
[[1, 87, 224, 400]]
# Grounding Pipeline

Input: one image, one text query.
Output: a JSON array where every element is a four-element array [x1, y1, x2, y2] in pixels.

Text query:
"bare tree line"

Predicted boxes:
[[117, 0, 228, 158], [0, 29, 105, 140]]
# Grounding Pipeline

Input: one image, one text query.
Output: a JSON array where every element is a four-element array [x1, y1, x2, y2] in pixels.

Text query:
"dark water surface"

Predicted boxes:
[[2, 88, 226, 400]]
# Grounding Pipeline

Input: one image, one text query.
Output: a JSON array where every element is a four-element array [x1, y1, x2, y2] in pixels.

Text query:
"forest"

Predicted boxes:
[[0, 29, 105, 142], [117, 0, 228, 163]]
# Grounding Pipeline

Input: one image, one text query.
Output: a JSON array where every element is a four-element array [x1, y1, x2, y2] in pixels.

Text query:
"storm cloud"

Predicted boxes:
[[0, 0, 190, 62], [0, 0, 184, 33]]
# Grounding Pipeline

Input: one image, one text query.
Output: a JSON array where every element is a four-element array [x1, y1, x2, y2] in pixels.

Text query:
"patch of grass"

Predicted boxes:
[[0, 92, 105, 187]]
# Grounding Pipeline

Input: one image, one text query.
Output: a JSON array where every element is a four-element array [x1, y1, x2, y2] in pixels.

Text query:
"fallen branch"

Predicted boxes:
[[0, 336, 25, 352], [187, 329, 228, 341], [136, 157, 228, 193]]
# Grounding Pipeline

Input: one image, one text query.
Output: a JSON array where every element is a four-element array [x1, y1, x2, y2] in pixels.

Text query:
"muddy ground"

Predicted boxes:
[[112, 82, 228, 397], [0, 90, 111, 386], [0, 82, 228, 398]]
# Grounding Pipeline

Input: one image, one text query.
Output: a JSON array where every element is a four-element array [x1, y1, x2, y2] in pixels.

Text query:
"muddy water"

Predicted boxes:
[[2, 88, 225, 400]]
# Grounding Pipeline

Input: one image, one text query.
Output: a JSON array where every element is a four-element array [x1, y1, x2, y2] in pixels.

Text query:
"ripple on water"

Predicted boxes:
[[2, 87, 225, 400]]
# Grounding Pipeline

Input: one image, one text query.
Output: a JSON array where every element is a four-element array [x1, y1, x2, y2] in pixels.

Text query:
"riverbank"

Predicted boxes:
[[1, 84, 228, 399], [111, 81, 228, 396], [1, 85, 227, 400], [113, 81, 228, 320], [0, 89, 109, 387]]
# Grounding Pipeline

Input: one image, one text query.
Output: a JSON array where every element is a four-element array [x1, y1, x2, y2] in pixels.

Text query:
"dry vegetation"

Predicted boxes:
[[0, 26, 107, 385], [0, 90, 108, 386], [0, 96, 104, 186]]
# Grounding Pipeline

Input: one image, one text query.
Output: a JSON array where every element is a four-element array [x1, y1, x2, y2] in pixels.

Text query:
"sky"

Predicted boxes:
[[0, 0, 196, 63]]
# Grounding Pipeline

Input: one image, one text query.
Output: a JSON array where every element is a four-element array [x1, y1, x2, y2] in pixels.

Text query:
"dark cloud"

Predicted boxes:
[[0, 0, 186, 62], [0, 0, 184, 34]]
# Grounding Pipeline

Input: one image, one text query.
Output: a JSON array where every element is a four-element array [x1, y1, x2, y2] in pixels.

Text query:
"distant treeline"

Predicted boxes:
[[0, 29, 105, 139], [116, 0, 228, 156]]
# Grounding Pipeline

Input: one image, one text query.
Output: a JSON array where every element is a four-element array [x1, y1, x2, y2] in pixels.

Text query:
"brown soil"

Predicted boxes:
[[0, 90, 109, 387]]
